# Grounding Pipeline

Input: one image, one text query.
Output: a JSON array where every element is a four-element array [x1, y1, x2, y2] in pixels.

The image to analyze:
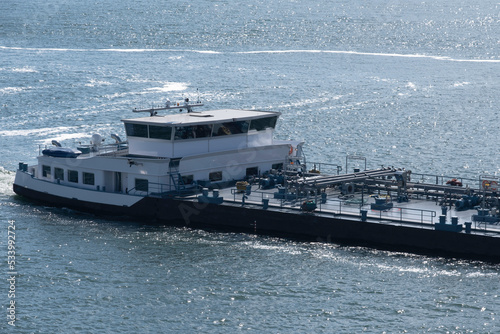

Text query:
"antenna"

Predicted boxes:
[[132, 97, 203, 116]]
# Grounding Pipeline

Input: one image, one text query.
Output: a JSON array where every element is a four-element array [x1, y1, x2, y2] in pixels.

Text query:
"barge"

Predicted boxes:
[[13, 99, 500, 261]]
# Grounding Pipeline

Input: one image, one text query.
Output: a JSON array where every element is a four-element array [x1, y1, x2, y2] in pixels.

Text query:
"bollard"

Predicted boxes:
[[441, 206, 447, 216], [262, 198, 269, 210], [464, 222, 472, 234], [360, 209, 368, 222]]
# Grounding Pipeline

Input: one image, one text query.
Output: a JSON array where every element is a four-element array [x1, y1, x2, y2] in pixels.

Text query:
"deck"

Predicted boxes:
[[178, 180, 500, 238]]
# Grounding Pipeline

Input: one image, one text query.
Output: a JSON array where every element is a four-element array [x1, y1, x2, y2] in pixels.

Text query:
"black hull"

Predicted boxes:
[[13, 184, 500, 262]]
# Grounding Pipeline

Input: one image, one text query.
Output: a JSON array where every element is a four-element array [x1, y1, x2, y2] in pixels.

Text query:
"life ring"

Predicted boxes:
[[482, 180, 498, 191], [289, 146, 293, 155]]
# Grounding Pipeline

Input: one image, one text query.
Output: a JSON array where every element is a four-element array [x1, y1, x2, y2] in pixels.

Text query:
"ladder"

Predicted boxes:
[[169, 158, 185, 192]]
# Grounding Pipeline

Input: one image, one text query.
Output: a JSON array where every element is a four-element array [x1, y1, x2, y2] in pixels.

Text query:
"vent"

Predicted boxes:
[[189, 113, 213, 118]]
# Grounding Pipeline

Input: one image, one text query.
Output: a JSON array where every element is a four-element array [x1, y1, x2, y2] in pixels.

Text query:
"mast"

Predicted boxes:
[[132, 98, 203, 116]]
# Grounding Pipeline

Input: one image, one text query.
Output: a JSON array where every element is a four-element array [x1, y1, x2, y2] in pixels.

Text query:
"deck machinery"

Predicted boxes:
[[278, 165, 500, 224]]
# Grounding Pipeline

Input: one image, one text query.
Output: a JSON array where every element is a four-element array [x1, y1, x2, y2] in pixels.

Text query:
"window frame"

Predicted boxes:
[[246, 167, 259, 177], [125, 123, 148, 138], [149, 125, 173, 140], [54, 167, 64, 181], [68, 170, 79, 183], [42, 165, 51, 178], [212, 121, 249, 137], [83, 172, 95, 186], [173, 124, 213, 140], [209, 171, 223, 182], [249, 116, 278, 131]]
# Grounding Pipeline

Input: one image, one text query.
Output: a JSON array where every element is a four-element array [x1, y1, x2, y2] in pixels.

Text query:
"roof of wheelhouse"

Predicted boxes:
[[122, 109, 280, 126]]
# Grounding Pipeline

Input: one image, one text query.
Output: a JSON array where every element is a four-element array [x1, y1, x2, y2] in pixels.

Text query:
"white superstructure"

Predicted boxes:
[[15, 99, 303, 206]]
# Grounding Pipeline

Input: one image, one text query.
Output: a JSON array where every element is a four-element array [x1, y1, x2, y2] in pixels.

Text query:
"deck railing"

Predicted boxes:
[[410, 172, 479, 189], [229, 188, 437, 226], [127, 180, 198, 197]]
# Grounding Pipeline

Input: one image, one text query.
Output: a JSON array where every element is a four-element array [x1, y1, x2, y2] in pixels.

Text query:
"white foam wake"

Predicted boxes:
[[236, 49, 500, 63], [0, 166, 15, 196], [0, 126, 75, 138], [1, 45, 499, 63], [0, 46, 222, 54]]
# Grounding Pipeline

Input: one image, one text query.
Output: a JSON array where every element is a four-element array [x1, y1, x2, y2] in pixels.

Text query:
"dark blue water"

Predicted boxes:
[[1, 0, 500, 332]]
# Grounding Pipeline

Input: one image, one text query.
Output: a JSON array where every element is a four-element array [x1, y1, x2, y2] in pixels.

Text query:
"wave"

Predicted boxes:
[[2, 45, 499, 63], [0, 66, 38, 73], [237, 49, 500, 63], [145, 82, 189, 93], [0, 126, 75, 138], [0, 127, 94, 145], [0, 45, 222, 54], [0, 87, 26, 94]]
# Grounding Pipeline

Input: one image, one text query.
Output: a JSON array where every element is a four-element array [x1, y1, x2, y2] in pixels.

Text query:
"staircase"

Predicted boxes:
[[169, 158, 185, 192]]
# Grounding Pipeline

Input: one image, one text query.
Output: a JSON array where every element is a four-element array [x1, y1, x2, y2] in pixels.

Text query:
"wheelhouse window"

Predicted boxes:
[[249, 116, 278, 131], [135, 178, 149, 192], [83, 172, 95, 185], [42, 165, 51, 178], [149, 125, 172, 140], [209, 171, 223, 182], [68, 170, 78, 183], [212, 121, 249, 136], [54, 167, 64, 181], [125, 123, 148, 138], [174, 124, 213, 140]]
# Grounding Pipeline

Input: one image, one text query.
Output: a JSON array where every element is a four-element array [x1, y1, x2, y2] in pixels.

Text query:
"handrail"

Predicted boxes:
[[366, 206, 436, 225], [306, 161, 343, 175], [38, 143, 128, 157], [410, 172, 478, 188], [229, 188, 437, 225], [128, 180, 200, 197]]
